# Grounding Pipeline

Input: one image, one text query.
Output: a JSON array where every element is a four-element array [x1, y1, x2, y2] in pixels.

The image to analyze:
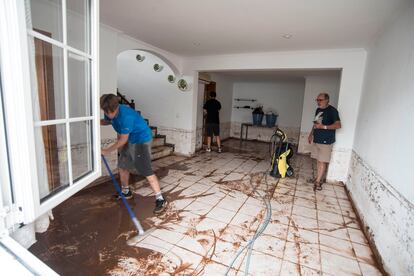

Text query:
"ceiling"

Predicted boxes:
[[208, 69, 341, 82], [100, 0, 408, 57]]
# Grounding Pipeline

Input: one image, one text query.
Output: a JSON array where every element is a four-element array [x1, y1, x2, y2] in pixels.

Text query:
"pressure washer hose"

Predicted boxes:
[[224, 170, 274, 276], [101, 155, 145, 236], [244, 173, 272, 275]]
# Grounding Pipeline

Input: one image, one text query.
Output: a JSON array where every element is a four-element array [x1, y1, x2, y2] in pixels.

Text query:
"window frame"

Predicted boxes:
[[0, 0, 101, 224]]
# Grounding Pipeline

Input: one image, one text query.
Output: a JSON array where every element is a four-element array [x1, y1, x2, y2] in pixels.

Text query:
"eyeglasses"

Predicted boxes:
[[316, 99, 325, 102]]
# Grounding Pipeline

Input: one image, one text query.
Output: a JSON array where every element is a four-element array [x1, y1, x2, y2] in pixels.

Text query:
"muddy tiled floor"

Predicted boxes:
[[29, 140, 382, 275]]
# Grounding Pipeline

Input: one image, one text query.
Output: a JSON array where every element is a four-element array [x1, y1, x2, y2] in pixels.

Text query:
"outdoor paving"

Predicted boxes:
[[29, 139, 382, 275]]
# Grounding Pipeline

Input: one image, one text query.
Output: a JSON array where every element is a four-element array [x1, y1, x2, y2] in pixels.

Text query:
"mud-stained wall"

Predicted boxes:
[[348, 3, 414, 274], [347, 151, 414, 275], [220, 122, 231, 140], [195, 126, 203, 150], [326, 147, 351, 182], [353, 2, 414, 203], [158, 126, 194, 156]]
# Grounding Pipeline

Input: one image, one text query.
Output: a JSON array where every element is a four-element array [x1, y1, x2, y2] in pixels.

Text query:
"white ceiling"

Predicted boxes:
[[208, 69, 341, 82], [100, 0, 407, 57]]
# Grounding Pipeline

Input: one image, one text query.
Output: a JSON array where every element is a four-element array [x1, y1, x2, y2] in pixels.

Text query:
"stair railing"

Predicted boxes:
[[117, 89, 135, 110]]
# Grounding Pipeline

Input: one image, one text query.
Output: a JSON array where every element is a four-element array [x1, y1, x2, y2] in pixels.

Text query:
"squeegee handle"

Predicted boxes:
[[101, 155, 145, 235]]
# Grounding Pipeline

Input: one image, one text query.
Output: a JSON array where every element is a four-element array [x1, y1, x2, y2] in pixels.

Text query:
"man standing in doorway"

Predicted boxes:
[[308, 92, 341, 191], [203, 91, 222, 153]]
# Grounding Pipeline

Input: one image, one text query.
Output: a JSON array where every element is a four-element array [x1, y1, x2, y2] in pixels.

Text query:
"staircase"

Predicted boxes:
[[117, 91, 175, 160], [150, 127, 175, 160]]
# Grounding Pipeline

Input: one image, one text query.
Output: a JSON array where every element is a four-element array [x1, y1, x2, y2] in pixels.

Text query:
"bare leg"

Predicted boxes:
[[146, 174, 161, 194], [216, 136, 221, 148], [207, 136, 212, 149], [119, 168, 130, 191], [316, 161, 327, 186]]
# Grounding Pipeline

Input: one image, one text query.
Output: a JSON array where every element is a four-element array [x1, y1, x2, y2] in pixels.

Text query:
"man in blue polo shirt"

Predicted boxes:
[[308, 93, 341, 191], [100, 94, 167, 214]]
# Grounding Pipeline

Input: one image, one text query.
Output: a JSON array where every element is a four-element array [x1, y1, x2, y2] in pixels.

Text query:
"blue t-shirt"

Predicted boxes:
[[104, 105, 152, 144], [313, 105, 340, 145]]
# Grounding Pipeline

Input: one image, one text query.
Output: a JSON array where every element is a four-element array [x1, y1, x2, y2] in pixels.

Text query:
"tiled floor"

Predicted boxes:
[[29, 139, 383, 275]]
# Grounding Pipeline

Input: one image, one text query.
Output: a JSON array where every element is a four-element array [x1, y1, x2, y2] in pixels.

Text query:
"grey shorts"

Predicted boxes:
[[118, 142, 153, 177]]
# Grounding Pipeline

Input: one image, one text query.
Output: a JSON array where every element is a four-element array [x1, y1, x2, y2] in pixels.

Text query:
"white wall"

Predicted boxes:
[[348, 2, 414, 275], [117, 50, 188, 129], [100, 24, 184, 107], [298, 74, 341, 153], [115, 48, 193, 155], [354, 9, 414, 203], [99, 26, 118, 141], [231, 80, 305, 128]]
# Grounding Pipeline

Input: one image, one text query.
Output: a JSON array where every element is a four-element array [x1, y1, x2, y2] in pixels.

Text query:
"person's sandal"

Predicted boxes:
[[308, 177, 326, 183], [313, 181, 323, 191]]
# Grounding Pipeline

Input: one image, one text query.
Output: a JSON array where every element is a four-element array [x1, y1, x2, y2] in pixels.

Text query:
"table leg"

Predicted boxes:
[[240, 124, 243, 145]]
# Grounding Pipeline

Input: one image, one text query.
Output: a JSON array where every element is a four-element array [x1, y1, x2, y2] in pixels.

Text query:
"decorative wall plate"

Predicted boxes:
[[153, 64, 163, 72], [177, 79, 188, 91], [167, 75, 175, 83], [136, 54, 145, 62]]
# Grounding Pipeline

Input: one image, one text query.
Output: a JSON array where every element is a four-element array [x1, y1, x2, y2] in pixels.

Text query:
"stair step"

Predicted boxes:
[[152, 135, 166, 147], [151, 145, 174, 160]]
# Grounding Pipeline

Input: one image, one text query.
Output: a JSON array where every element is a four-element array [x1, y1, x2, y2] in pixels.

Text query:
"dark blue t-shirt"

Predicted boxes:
[[104, 105, 152, 144], [313, 105, 340, 145]]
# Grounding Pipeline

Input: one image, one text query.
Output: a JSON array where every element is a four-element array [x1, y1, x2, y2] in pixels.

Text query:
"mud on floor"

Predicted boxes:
[[29, 139, 382, 276]]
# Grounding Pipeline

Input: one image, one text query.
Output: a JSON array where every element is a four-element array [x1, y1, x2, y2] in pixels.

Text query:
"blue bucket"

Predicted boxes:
[[252, 113, 264, 125], [265, 114, 278, 127]]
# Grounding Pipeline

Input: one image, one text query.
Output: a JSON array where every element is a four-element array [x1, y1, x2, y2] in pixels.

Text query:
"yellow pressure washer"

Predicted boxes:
[[269, 128, 294, 178]]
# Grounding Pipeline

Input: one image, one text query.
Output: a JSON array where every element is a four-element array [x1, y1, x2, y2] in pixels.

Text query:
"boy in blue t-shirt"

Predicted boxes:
[[100, 94, 167, 214]]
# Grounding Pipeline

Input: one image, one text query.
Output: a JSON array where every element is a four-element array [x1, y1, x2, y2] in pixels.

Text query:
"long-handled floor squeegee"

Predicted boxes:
[[101, 155, 147, 244]]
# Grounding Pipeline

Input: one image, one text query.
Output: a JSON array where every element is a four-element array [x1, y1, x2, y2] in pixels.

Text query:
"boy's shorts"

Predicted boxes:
[[118, 141, 153, 177], [311, 143, 333, 163], [206, 123, 220, 136]]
